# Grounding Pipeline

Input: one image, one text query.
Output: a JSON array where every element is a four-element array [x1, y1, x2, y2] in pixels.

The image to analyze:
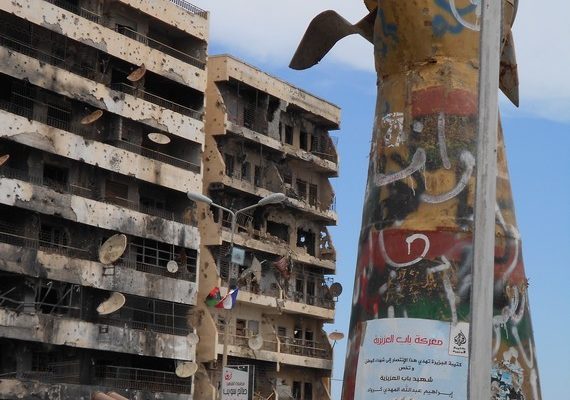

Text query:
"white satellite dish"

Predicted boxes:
[[127, 64, 146, 82], [175, 361, 198, 378], [96, 292, 126, 315], [0, 154, 9, 167], [147, 132, 171, 144], [99, 234, 127, 265], [188, 332, 199, 345], [167, 260, 179, 273], [248, 335, 264, 351], [80, 109, 103, 125]]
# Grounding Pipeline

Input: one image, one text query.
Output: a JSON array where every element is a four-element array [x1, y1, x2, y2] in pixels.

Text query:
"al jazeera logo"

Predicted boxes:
[[449, 322, 469, 357]]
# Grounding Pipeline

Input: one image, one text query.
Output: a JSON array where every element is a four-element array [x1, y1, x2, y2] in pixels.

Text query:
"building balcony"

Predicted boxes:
[[168, 0, 208, 18], [0, 274, 195, 359], [0, 110, 202, 195], [6, 0, 207, 89], [215, 327, 332, 370]]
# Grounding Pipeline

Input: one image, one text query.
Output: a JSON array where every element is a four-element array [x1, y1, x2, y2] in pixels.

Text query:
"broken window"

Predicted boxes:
[[254, 165, 262, 186], [292, 381, 302, 399], [39, 224, 68, 249], [43, 163, 69, 189], [140, 196, 166, 211], [285, 125, 293, 145], [266, 221, 289, 243], [300, 130, 309, 150], [297, 228, 316, 256], [296, 179, 307, 200], [247, 320, 259, 336], [304, 382, 313, 400], [225, 153, 235, 177], [105, 179, 129, 207], [241, 161, 251, 181], [308, 184, 318, 207], [283, 172, 293, 186]]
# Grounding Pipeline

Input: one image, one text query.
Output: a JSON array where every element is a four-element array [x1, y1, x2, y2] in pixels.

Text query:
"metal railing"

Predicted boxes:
[[168, 0, 208, 18], [110, 82, 202, 120], [115, 26, 205, 69], [45, 0, 100, 23], [0, 221, 91, 260], [16, 361, 82, 384], [277, 335, 331, 359], [117, 242, 197, 282], [97, 299, 190, 336], [115, 139, 200, 173], [95, 365, 192, 394], [0, 32, 98, 80], [0, 286, 81, 318]]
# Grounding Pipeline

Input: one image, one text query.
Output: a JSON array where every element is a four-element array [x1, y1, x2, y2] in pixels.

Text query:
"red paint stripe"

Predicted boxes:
[[412, 87, 477, 117]]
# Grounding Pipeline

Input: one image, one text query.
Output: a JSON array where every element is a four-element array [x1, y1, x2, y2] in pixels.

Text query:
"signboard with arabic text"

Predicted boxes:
[[355, 318, 469, 399], [221, 366, 250, 400]]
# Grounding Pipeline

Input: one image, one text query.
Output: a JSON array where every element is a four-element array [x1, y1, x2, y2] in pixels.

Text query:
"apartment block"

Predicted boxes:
[[195, 55, 340, 400], [0, 0, 208, 398]]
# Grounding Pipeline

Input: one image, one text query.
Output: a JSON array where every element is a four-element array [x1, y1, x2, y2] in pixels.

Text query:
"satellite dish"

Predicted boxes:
[[328, 331, 345, 341], [175, 361, 198, 378], [80, 109, 103, 125], [329, 282, 343, 297], [99, 234, 127, 264], [188, 332, 199, 345], [248, 335, 264, 351], [147, 132, 171, 144], [0, 154, 9, 167], [105, 392, 129, 400], [127, 64, 146, 82], [96, 292, 126, 315], [167, 260, 179, 273]]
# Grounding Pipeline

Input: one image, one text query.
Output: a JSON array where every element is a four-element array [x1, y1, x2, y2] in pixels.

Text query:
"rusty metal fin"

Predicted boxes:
[[289, 10, 375, 70], [499, 31, 519, 107]]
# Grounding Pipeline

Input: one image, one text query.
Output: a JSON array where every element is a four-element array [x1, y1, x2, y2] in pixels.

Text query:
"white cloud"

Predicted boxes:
[[191, 0, 569, 120]]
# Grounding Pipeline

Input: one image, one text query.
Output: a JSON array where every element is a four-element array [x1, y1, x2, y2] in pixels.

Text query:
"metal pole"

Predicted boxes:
[[222, 211, 237, 368], [469, 0, 502, 398]]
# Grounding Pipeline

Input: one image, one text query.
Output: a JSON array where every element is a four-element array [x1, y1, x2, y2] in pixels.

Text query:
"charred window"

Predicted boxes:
[[43, 164, 69, 188], [39, 224, 68, 249], [105, 179, 129, 206], [225, 153, 235, 177], [308, 184, 318, 207], [304, 382, 313, 400], [266, 221, 289, 242], [285, 125, 293, 145], [300, 130, 309, 150], [254, 165, 262, 186], [296, 179, 307, 200], [241, 161, 251, 181], [297, 228, 316, 256]]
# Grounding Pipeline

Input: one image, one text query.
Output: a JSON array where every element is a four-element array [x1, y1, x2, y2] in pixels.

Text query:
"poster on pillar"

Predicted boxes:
[[221, 366, 250, 400], [354, 318, 469, 399]]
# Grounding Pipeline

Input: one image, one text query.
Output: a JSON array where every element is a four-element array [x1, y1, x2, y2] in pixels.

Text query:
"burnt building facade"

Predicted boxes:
[[0, 0, 208, 398], [194, 55, 340, 400]]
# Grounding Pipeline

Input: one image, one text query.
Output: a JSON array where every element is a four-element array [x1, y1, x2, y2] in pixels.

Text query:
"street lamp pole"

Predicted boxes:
[[187, 192, 287, 367]]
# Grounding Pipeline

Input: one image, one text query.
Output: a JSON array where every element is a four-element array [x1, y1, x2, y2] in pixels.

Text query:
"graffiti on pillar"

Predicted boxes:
[[290, 0, 538, 399]]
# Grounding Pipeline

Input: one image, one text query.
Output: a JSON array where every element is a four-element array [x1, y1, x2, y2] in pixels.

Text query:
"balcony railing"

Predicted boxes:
[[96, 299, 191, 336], [0, 29, 203, 121], [168, 0, 208, 18], [216, 327, 331, 360], [45, 0, 101, 23], [115, 140, 200, 173], [0, 221, 91, 260], [95, 365, 192, 394], [117, 242, 197, 282], [111, 82, 202, 120], [115, 26, 205, 69]]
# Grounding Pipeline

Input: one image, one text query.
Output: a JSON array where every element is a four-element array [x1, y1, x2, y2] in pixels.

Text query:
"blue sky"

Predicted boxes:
[[193, 1, 570, 398]]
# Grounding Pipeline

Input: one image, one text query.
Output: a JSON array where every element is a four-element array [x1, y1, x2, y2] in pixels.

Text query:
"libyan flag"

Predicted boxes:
[[205, 287, 222, 307], [205, 287, 239, 309]]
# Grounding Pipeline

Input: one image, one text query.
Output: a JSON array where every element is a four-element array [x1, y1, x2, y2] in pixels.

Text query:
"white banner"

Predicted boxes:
[[355, 318, 469, 399], [221, 366, 250, 400]]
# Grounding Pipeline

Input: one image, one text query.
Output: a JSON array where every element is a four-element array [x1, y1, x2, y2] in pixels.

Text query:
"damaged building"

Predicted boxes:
[[0, 0, 208, 398], [194, 55, 340, 400]]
